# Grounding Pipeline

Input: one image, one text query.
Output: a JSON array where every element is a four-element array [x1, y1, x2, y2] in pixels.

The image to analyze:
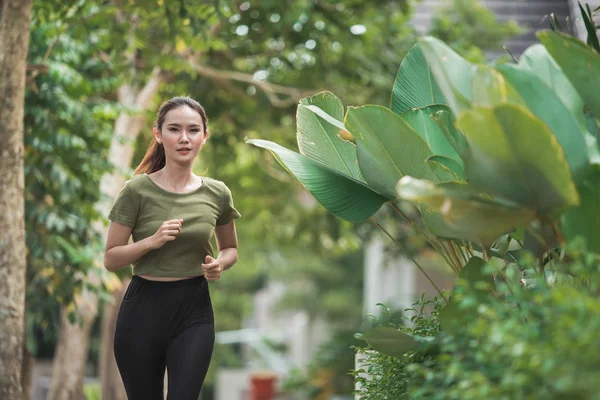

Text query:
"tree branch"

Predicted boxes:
[[191, 63, 319, 108]]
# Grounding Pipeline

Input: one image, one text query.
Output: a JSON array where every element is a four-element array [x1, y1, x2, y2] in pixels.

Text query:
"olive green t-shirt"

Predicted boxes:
[[107, 173, 241, 277]]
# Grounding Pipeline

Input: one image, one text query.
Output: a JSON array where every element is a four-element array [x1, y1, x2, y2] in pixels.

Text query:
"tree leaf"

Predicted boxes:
[[344, 105, 441, 199], [397, 177, 535, 244], [538, 31, 600, 123], [391, 43, 447, 115], [246, 139, 388, 222], [456, 104, 579, 214], [297, 92, 363, 181], [418, 36, 474, 116]]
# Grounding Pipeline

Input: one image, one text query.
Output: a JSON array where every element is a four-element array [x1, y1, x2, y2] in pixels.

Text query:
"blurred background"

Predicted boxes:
[[13, 0, 597, 399]]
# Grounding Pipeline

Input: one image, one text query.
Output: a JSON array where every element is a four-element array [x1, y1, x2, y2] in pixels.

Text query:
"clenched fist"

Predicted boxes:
[[202, 255, 222, 281], [148, 219, 183, 250]]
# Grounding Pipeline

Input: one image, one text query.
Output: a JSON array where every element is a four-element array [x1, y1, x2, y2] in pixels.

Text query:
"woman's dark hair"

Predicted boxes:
[[134, 96, 208, 175]]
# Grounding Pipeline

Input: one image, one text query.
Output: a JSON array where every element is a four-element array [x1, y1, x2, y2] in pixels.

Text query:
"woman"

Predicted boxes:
[[104, 96, 240, 399]]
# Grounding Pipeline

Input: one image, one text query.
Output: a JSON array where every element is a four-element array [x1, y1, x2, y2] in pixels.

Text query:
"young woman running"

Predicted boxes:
[[104, 96, 240, 399]]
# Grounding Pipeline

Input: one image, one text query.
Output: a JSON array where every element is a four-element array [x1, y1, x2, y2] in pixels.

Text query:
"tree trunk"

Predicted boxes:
[[48, 68, 164, 400], [0, 0, 33, 398], [98, 279, 129, 400], [21, 346, 35, 400], [47, 302, 97, 400]]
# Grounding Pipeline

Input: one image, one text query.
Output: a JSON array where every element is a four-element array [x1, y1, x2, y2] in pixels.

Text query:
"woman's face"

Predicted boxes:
[[155, 106, 208, 164]]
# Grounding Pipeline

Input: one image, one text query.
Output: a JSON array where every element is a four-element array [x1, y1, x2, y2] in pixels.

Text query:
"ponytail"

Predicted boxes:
[[134, 138, 166, 175]]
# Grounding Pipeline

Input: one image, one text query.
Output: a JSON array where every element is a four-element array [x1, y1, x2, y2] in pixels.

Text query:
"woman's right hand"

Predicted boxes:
[[149, 219, 183, 250]]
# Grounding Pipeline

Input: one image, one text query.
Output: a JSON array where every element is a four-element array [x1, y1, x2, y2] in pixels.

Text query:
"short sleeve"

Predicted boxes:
[[107, 180, 140, 228], [216, 181, 241, 226]]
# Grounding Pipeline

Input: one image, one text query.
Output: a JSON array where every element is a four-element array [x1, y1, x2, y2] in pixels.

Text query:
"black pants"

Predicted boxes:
[[114, 275, 215, 400]]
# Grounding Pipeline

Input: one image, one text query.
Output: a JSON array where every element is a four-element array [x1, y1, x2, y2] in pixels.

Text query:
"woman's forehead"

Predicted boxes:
[[164, 106, 203, 127]]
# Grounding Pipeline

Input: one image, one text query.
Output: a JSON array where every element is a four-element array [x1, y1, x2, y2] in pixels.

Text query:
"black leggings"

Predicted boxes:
[[114, 275, 214, 400]]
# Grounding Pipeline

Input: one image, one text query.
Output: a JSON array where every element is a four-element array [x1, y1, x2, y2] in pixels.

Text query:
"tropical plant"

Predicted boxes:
[[247, 0, 600, 354]]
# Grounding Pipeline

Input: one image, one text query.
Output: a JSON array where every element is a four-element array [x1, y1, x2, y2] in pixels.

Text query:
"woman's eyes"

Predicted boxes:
[[168, 128, 200, 133]]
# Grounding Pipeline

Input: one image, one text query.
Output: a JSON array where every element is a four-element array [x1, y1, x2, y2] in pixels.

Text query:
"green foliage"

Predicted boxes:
[[353, 298, 443, 400], [25, 4, 119, 350], [354, 241, 600, 399], [408, 241, 600, 399]]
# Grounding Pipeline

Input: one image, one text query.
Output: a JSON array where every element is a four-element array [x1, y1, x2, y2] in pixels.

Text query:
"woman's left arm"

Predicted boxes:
[[202, 217, 239, 280], [214, 220, 238, 270]]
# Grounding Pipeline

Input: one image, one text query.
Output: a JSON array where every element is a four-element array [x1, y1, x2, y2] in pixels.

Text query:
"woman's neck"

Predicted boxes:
[[156, 163, 197, 191]]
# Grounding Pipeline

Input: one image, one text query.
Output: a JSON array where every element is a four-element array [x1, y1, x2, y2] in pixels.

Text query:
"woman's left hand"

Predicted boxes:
[[202, 255, 222, 281]]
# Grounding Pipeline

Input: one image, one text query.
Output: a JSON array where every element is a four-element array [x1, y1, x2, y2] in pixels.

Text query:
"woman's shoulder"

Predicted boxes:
[[120, 173, 148, 194], [202, 176, 231, 191]]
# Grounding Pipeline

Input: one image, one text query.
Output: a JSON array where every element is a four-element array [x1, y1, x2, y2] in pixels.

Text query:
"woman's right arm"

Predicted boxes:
[[103, 219, 183, 272]]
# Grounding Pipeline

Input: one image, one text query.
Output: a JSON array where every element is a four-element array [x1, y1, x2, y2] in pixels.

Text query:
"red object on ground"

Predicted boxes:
[[250, 374, 277, 400]]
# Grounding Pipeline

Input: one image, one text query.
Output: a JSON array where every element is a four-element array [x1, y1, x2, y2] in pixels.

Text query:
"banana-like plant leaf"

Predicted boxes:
[[397, 177, 535, 244], [495, 64, 589, 183], [401, 105, 463, 167], [517, 44, 583, 117], [431, 109, 469, 157], [561, 164, 600, 254], [426, 155, 465, 180], [391, 42, 447, 115], [538, 31, 600, 123], [457, 104, 579, 214], [471, 65, 526, 107], [585, 111, 600, 164], [297, 92, 363, 181], [418, 36, 474, 116], [344, 105, 442, 199], [246, 139, 388, 222], [302, 104, 355, 143]]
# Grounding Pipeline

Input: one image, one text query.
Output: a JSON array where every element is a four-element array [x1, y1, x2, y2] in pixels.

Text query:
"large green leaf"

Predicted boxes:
[[456, 104, 579, 214], [391, 43, 447, 115], [561, 165, 600, 254], [538, 31, 600, 122], [585, 111, 600, 164], [396, 177, 535, 244], [297, 92, 363, 182], [471, 65, 526, 107], [418, 36, 474, 116], [401, 105, 463, 166], [246, 139, 388, 222], [495, 64, 589, 183], [431, 108, 469, 157], [359, 327, 420, 358], [426, 155, 465, 180], [517, 44, 583, 117], [344, 105, 443, 199]]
